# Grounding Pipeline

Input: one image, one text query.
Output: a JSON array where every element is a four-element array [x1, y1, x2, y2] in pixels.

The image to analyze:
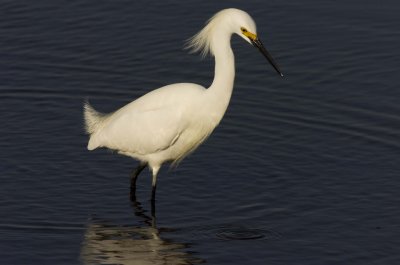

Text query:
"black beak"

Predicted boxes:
[[250, 38, 283, 77]]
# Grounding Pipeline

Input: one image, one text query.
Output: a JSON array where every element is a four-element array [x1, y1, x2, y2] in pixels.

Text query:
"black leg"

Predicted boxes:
[[150, 166, 160, 203], [151, 185, 156, 225], [151, 184, 157, 203], [130, 198, 157, 228], [130, 162, 147, 201], [151, 200, 156, 227]]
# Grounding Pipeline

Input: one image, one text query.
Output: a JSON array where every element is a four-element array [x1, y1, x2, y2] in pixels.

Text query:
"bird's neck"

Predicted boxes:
[[207, 32, 235, 120]]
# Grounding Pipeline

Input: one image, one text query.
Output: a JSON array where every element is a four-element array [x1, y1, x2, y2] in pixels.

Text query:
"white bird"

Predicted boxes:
[[84, 8, 282, 202]]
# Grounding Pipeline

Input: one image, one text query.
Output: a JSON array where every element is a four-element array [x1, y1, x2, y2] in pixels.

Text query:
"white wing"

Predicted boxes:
[[88, 83, 206, 156], [99, 105, 185, 155]]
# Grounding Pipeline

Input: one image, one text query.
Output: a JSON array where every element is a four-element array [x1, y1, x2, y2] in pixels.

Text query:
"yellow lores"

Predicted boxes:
[[241, 27, 257, 40]]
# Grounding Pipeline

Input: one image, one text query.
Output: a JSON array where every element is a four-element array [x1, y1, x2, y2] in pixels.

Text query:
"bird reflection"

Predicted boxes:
[[80, 201, 203, 265]]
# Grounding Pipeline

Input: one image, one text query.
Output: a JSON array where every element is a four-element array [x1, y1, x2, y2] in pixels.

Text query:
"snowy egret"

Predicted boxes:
[[84, 8, 282, 202]]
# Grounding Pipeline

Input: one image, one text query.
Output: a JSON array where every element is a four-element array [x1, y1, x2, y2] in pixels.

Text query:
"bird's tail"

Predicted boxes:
[[83, 101, 107, 135]]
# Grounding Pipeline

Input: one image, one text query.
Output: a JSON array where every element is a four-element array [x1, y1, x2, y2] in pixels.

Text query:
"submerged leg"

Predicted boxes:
[[151, 166, 160, 203], [151, 201, 156, 226], [130, 162, 147, 201]]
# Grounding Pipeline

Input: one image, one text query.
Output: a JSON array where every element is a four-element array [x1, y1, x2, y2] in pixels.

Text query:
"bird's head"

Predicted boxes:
[[187, 8, 283, 77], [230, 9, 283, 77]]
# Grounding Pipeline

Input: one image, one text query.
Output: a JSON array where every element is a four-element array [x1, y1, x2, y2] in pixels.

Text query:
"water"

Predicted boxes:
[[1, 0, 400, 264]]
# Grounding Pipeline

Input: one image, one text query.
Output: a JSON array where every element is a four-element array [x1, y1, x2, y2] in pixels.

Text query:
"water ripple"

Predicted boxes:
[[181, 223, 281, 242]]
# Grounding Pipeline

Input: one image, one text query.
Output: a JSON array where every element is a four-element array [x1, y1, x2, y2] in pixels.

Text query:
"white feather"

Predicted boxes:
[[83, 101, 108, 135], [85, 83, 217, 164]]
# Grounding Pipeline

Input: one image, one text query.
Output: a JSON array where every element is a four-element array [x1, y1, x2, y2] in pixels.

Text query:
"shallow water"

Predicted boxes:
[[1, 1, 400, 264]]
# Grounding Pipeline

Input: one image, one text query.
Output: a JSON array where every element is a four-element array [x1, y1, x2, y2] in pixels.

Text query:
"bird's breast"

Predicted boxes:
[[155, 113, 217, 164]]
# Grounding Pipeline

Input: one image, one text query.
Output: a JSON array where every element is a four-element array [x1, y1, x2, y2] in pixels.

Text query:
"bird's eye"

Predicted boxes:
[[241, 27, 247, 33]]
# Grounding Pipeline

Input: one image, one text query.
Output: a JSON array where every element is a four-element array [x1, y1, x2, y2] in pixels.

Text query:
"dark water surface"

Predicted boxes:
[[1, 0, 400, 264]]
